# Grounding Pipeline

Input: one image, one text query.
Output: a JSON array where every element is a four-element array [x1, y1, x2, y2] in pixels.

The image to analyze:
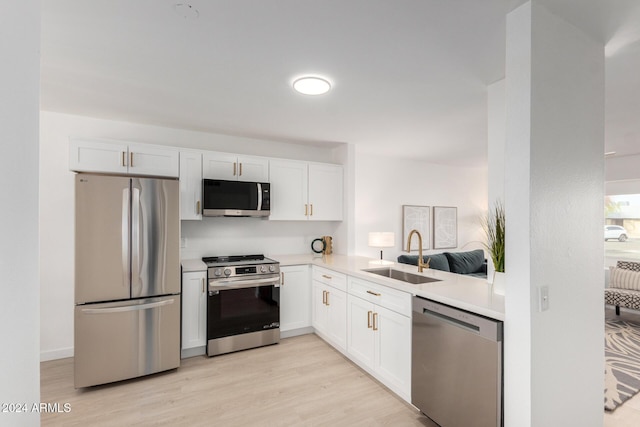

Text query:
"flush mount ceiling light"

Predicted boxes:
[[293, 77, 332, 95], [173, 3, 199, 20]]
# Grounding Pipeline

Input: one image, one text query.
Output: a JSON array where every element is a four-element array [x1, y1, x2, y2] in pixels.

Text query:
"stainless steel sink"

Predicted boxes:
[[362, 268, 441, 285]]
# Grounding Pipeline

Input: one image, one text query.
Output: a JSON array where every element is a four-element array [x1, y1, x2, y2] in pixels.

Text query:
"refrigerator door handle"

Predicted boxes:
[[80, 299, 175, 315], [131, 187, 141, 291], [122, 187, 130, 291]]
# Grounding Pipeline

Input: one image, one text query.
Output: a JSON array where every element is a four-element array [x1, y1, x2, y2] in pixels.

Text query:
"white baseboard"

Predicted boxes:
[[280, 326, 314, 339], [41, 347, 74, 362]]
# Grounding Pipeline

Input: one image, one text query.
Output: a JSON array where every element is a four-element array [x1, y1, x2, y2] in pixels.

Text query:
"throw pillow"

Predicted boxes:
[[444, 250, 484, 274], [609, 266, 640, 291], [424, 253, 450, 272]]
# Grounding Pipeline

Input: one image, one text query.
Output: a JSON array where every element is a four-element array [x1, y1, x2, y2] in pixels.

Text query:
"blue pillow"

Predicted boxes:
[[444, 250, 485, 274]]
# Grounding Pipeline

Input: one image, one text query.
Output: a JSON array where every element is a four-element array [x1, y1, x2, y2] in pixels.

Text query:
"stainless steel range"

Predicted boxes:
[[203, 254, 280, 356]]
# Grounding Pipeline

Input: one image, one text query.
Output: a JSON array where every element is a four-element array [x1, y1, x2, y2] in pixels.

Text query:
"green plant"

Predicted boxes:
[[483, 200, 505, 273]]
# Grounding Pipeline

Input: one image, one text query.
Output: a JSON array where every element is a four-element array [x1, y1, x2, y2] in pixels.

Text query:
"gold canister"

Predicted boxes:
[[323, 236, 333, 255]]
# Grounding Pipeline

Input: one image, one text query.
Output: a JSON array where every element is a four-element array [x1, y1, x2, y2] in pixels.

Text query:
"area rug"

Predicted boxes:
[[605, 318, 640, 411]]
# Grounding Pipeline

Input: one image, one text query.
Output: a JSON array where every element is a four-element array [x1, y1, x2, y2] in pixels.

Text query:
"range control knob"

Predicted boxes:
[[260, 265, 268, 273], [223, 268, 232, 276], [213, 268, 222, 277], [269, 265, 276, 272]]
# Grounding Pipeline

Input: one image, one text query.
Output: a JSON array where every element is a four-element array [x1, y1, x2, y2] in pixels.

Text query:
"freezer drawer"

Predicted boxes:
[[74, 295, 181, 388]]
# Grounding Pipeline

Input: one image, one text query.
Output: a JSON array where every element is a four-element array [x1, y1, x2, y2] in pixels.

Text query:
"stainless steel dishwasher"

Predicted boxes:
[[412, 296, 503, 427]]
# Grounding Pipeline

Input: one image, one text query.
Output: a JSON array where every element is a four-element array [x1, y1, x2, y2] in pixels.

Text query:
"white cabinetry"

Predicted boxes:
[[269, 160, 343, 221], [311, 266, 347, 351], [202, 152, 269, 182], [279, 265, 311, 336], [346, 276, 411, 401], [179, 151, 203, 220], [69, 138, 179, 177], [181, 270, 207, 357]]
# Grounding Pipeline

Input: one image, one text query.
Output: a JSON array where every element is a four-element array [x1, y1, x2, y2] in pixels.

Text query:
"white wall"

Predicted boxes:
[[504, 2, 604, 425], [0, 1, 41, 425], [39, 111, 348, 360], [353, 148, 488, 261]]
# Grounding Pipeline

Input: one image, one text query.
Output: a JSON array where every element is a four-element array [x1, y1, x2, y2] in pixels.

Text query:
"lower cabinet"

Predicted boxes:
[[181, 270, 207, 357], [347, 294, 411, 400], [279, 265, 312, 335], [312, 278, 347, 352]]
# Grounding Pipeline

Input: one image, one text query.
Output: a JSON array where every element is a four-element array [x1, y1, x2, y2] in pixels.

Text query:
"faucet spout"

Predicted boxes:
[[406, 229, 428, 273]]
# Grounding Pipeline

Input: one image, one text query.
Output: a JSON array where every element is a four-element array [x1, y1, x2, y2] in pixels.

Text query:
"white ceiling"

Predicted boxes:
[[40, 0, 640, 167]]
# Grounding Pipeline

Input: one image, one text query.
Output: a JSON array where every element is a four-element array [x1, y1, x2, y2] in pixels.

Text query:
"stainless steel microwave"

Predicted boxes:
[[202, 179, 270, 217]]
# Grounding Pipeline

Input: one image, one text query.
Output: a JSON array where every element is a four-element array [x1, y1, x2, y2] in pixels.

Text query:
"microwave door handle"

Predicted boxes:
[[257, 183, 262, 211]]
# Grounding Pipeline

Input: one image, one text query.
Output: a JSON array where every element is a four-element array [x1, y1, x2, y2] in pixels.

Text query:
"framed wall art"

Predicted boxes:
[[433, 206, 457, 249], [402, 205, 430, 251]]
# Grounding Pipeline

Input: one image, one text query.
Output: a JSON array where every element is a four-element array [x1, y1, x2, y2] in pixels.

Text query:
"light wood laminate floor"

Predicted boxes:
[[41, 334, 436, 426]]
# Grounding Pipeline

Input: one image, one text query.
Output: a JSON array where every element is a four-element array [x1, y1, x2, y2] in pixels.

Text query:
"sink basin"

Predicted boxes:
[[362, 268, 441, 285]]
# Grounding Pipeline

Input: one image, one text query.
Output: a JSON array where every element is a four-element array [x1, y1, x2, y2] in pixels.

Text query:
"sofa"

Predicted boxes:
[[605, 260, 640, 315], [397, 249, 487, 279]]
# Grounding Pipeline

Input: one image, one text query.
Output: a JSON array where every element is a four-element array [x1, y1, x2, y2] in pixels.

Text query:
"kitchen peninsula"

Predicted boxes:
[[182, 253, 504, 405]]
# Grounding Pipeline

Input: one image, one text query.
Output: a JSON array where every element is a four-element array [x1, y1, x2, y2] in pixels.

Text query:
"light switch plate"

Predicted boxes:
[[538, 286, 549, 312]]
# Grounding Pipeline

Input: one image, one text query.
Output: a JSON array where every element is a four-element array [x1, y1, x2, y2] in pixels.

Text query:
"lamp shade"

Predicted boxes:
[[368, 232, 395, 248]]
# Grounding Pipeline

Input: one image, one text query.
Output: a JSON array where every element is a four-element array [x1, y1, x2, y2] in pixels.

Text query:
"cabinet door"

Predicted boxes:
[[179, 151, 203, 220], [326, 287, 347, 351], [269, 159, 308, 220], [308, 163, 343, 221], [69, 138, 129, 174], [280, 265, 311, 332], [237, 155, 269, 182], [128, 144, 179, 177], [374, 305, 411, 398], [347, 295, 375, 369], [203, 152, 238, 180], [312, 281, 329, 335], [181, 271, 207, 350]]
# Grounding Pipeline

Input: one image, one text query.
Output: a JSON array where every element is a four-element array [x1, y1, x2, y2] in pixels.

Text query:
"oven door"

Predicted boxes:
[[207, 275, 280, 342]]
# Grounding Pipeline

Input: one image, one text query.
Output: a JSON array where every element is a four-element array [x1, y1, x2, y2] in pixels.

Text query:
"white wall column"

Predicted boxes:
[[0, 1, 41, 425], [487, 78, 506, 282], [504, 2, 604, 426]]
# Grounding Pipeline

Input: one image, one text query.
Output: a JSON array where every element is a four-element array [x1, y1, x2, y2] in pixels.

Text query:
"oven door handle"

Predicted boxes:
[[209, 277, 280, 290]]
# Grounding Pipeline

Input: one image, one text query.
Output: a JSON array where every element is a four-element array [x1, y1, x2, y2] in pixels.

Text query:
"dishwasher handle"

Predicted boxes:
[[413, 296, 502, 342]]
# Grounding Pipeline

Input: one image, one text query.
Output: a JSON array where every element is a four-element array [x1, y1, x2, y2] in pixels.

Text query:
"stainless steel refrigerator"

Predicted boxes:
[[74, 173, 181, 388]]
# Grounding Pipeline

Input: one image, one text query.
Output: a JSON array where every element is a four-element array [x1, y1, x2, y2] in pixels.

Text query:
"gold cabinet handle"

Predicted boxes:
[[366, 290, 381, 297], [326, 290, 330, 306], [121, 151, 127, 167], [239, 162, 242, 176], [322, 290, 326, 305], [196, 200, 201, 214], [130, 152, 134, 167], [202, 278, 205, 293], [373, 312, 378, 331], [310, 204, 313, 216], [281, 272, 285, 285], [322, 274, 332, 280], [233, 162, 237, 176], [367, 311, 373, 328], [305, 204, 308, 216]]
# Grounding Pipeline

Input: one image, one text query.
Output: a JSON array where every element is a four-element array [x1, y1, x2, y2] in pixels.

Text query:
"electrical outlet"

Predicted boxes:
[[180, 237, 187, 248], [538, 286, 549, 312]]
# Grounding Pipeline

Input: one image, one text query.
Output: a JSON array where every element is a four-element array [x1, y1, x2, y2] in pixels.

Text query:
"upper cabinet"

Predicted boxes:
[[269, 160, 343, 221], [202, 152, 269, 182], [69, 138, 179, 178], [179, 150, 203, 220]]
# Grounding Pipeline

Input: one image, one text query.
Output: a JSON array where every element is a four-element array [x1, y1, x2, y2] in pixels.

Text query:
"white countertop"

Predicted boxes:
[[182, 253, 504, 320]]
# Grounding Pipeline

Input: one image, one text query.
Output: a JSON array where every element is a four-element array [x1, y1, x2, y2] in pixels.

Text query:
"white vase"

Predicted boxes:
[[492, 271, 506, 295]]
